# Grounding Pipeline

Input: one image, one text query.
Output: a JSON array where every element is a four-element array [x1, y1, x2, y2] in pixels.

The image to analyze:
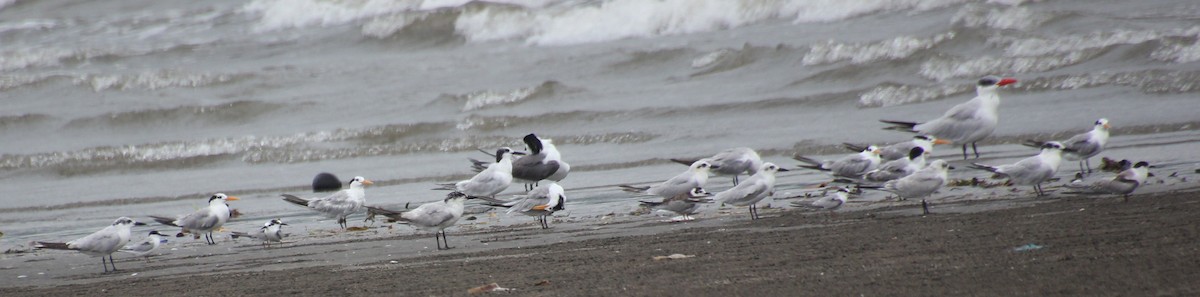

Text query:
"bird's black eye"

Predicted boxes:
[[978, 77, 998, 86]]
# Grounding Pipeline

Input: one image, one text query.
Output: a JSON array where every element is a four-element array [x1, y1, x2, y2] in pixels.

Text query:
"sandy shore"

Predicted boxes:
[[3, 187, 1199, 296]]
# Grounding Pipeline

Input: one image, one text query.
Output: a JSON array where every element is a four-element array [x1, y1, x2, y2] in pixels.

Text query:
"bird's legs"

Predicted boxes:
[[971, 142, 981, 159], [921, 199, 931, 215]]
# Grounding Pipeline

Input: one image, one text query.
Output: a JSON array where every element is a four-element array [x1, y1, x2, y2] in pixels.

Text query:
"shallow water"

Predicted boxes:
[[2, 0, 1199, 245]]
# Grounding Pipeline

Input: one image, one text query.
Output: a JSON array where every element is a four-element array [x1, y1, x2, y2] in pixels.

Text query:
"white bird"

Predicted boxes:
[[639, 187, 713, 221], [150, 193, 240, 245], [792, 187, 850, 217], [716, 162, 788, 220], [970, 142, 1067, 197], [619, 160, 717, 199], [1065, 161, 1150, 201], [120, 230, 168, 260], [670, 147, 763, 185], [1025, 118, 1111, 175], [864, 147, 927, 182], [437, 147, 524, 198], [844, 135, 948, 161], [881, 76, 1018, 159], [231, 218, 288, 248], [35, 217, 145, 273], [282, 176, 373, 229], [794, 146, 882, 178], [512, 134, 570, 190], [480, 182, 566, 229], [866, 159, 952, 215], [368, 192, 472, 250]]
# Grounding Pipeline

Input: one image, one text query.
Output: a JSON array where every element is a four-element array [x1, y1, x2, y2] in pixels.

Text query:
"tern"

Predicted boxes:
[[670, 147, 763, 185], [35, 217, 145, 273], [119, 230, 168, 261], [844, 135, 948, 161], [231, 218, 288, 248], [282, 176, 373, 229], [715, 162, 788, 220], [970, 142, 1067, 197], [150, 193, 239, 245], [479, 182, 566, 229], [639, 187, 713, 221], [864, 147, 927, 182], [1064, 161, 1150, 201], [619, 160, 717, 199], [1025, 118, 1110, 175], [368, 192, 473, 250], [881, 75, 1018, 159], [794, 146, 882, 178], [863, 159, 952, 215], [792, 187, 851, 218], [436, 147, 524, 198]]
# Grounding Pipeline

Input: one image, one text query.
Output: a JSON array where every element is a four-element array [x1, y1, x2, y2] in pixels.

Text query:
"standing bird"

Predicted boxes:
[[865, 159, 952, 215], [437, 147, 524, 199], [150, 193, 240, 245], [794, 146, 882, 178], [1064, 161, 1150, 201], [231, 218, 288, 248], [119, 230, 168, 261], [619, 160, 717, 199], [881, 75, 1018, 159], [864, 147, 927, 182], [640, 187, 713, 221], [513, 134, 570, 190], [480, 182, 566, 229], [969, 142, 1068, 197], [367, 192, 472, 250], [1024, 118, 1110, 175], [715, 163, 788, 220], [282, 176, 373, 229], [792, 187, 851, 218], [670, 147, 763, 186], [35, 217, 145, 273], [844, 135, 948, 161]]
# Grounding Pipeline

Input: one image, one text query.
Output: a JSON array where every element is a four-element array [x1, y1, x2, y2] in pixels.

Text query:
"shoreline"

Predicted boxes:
[[3, 188, 1199, 296]]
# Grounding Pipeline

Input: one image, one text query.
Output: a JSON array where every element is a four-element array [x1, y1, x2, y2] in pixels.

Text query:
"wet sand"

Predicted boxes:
[[3, 188, 1199, 296]]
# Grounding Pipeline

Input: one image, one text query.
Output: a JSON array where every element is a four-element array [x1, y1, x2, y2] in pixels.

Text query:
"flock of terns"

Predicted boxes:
[[33, 75, 1153, 273]]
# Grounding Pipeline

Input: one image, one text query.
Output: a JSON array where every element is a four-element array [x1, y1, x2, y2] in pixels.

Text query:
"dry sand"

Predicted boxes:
[[3, 189, 1199, 296]]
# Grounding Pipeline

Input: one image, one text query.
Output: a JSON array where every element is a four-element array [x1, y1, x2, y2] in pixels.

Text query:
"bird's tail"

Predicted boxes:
[[230, 231, 251, 239], [365, 206, 406, 221], [476, 196, 516, 207], [280, 194, 310, 208], [467, 158, 490, 173], [669, 158, 699, 166], [1021, 139, 1046, 149], [149, 215, 180, 227], [432, 183, 457, 191], [638, 200, 664, 207], [842, 143, 869, 153], [880, 120, 920, 133], [792, 156, 828, 171], [968, 163, 1000, 173], [618, 185, 651, 193], [34, 242, 72, 250]]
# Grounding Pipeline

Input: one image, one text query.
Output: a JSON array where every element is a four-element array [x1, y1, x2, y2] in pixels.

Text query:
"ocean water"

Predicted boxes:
[[2, 0, 1199, 245]]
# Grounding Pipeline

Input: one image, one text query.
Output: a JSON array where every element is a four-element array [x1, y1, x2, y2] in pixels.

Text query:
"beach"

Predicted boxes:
[[4, 188, 1199, 296]]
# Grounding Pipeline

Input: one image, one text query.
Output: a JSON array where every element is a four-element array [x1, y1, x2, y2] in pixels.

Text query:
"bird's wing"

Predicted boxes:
[[68, 228, 120, 253], [122, 240, 155, 253], [405, 204, 456, 226]]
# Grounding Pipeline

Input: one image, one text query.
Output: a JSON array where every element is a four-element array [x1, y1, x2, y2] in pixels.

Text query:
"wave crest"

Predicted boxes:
[[803, 32, 955, 66]]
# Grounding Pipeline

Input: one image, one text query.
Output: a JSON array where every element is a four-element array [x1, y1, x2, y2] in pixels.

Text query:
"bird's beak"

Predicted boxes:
[[226, 196, 241, 201], [933, 138, 952, 145], [280, 223, 289, 226], [134, 222, 147, 226], [512, 151, 528, 156], [997, 77, 1018, 86], [947, 166, 956, 170], [709, 165, 721, 170], [777, 168, 790, 172], [362, 180, 375, 186], [872, 149, 882, 155], [1103, 123, 1111, 129]]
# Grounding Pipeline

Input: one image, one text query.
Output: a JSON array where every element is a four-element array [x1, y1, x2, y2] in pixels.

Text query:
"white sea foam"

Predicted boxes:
[[998, 26, 1200, 57], [952, 4, 1050, 30], [857, 83, 969, 108], [245, 0, 966, 45], [803, 32, 955, 66], [72, 70, 248, 92], [1151, 39, 1200, 64], [919, 52, 1091, 81]]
